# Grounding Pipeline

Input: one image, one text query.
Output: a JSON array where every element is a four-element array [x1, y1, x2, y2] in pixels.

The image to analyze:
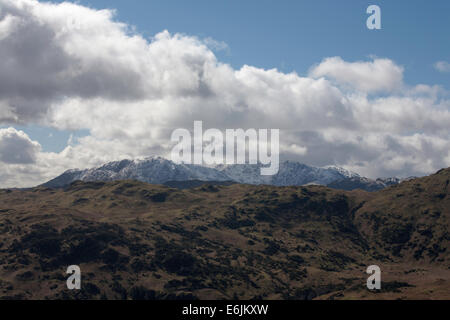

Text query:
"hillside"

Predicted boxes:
[[0, 168, 448, 300]]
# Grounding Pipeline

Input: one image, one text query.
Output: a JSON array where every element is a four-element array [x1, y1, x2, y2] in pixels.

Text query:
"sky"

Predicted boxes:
[[0, 0, 449, 187]]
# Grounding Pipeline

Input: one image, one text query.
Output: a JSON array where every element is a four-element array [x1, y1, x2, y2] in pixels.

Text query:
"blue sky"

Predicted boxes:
[[7, 0, 448, 153], [70, 0, 449, 85]]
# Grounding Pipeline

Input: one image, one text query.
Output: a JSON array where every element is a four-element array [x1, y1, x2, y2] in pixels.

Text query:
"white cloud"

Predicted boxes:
[[434, 61, 450, 73], [0, 0, 449, 187], [0, 127, 41, 164], [309, 57, 404, 93]]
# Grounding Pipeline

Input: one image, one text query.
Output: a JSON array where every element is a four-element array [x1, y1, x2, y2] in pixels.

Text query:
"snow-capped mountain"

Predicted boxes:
[[43, 157, 230, 188], [215, 161, 360, 186], [323, 165, 361, 179], [42, 156, 400, 191]]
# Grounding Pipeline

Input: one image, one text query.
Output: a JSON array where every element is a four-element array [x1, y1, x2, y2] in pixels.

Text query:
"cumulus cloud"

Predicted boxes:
[[0, 0, 449, 187], [309, 57, 404, 93], [0, 0, 160, 123], [434, 61, 450, 73], [0, 127, 41, 164]]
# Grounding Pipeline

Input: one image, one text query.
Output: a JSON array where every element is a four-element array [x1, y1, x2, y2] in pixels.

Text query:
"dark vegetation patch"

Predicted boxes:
[[16, 222, 128, 270], [319, 251, 356, 272], [138, 190, 169, 202], [381, 223, 413, 245]]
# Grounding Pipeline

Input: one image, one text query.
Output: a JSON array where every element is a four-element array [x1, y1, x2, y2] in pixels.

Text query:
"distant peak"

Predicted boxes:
[[323, 165, 361, 178]]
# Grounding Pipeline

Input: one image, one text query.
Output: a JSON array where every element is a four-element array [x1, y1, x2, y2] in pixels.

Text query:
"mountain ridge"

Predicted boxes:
[[42, 157, 404, 192]]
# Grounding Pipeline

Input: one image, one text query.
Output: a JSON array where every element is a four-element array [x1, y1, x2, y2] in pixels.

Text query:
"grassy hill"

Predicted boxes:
[[0, 169, 448, 300]]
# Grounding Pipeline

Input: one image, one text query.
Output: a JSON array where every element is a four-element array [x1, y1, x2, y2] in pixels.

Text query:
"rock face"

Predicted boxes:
[[0, 168, 449, 300], [42, 157, 402, 191]]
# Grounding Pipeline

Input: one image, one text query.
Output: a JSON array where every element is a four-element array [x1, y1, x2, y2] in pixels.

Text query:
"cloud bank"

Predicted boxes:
[[0, 0, 450, 187]]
